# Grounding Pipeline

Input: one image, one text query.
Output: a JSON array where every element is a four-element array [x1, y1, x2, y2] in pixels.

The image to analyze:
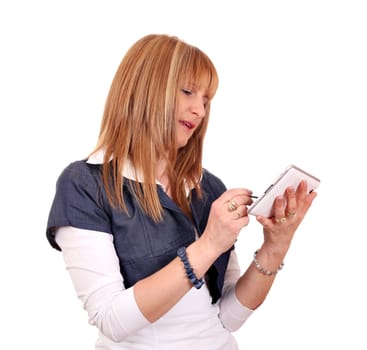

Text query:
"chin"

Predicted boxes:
[[177, 143, 187, 149], [176, 138, 189, 149]]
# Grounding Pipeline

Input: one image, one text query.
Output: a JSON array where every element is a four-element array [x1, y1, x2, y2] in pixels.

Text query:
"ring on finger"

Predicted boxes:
[[286, 211, 296, 217], [275, 217, 287, 224], [227, 199, 238, 212]]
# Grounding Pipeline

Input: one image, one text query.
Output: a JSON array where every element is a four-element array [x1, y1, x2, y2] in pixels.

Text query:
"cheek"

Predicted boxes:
[[174, 103, 184, 118], [175, 94, 189, 113]]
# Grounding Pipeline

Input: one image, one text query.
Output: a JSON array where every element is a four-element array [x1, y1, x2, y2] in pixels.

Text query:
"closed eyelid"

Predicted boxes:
[[181, 87, 208, 97], [181, 88, 193, 94], [180, 87, 209, 107]]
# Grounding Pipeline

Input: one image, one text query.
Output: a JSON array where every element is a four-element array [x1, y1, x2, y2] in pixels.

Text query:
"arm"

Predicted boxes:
[[234, 180, 317, 310], [53, 178, 252, 337], [56, 182, 316, 339], [55, 227, 150, 342], [133, 187, 253, 322], [50, 166, 253, 327], [55, 220, 236, 338], [218, 181, 317, 331], [218, 251, 253, 331], [50, 167, 249, 333]]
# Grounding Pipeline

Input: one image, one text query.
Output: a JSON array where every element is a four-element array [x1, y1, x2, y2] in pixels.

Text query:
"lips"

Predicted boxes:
[[179, 120, 195, 130]]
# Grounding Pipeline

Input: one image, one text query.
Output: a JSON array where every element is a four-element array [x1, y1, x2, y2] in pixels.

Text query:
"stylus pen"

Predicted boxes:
[[250, 195, 258, 199]]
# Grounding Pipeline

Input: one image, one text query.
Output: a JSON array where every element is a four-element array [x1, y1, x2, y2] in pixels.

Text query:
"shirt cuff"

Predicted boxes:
[[218, 285, 254, 332]]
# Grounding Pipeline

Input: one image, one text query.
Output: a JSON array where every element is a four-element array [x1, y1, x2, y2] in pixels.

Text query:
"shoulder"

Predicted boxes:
[[58, 160, 101, 179], [47, 160, 111, 249], [56, 160, 102, 189], [53, 160, 106, 212]]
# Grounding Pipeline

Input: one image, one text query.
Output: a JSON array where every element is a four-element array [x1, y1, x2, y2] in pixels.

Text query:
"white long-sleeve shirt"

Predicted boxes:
[[55, 226, 253, 349]]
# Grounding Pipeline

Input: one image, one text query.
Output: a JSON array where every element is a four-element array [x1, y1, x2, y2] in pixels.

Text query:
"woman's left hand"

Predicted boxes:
[[256, 180, 317, 253]]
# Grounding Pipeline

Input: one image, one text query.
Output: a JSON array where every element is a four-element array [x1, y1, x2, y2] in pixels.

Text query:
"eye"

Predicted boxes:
[[181, 88, 193, 95]]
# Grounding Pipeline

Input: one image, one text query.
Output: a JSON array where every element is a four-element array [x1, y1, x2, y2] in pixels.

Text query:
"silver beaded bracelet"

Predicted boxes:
[[253, 250, 284, 276]]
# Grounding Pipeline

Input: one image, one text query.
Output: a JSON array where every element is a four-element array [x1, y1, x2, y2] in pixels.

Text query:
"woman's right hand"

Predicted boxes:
[[200, 188, 254, 256]]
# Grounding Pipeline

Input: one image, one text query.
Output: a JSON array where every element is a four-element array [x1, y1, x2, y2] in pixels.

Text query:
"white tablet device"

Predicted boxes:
[[248, 164, 320, 218]]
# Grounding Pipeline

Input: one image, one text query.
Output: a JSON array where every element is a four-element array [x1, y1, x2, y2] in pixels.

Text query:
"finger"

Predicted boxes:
[[295, 181, 318, 213], [223, 192, 254, 213], [255, 214, 272, 228], [295, 180, 309, 200], [219, 188, 254, 204], [230, 194, 254, 207], [233, 205, 249, 220], [303, 190, 318, 212], [235, 210, 250, 227], [272, 195, 286, 220], [285, 187, 297, 218]]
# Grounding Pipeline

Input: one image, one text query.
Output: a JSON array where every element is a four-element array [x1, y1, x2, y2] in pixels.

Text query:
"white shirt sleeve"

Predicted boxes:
[[55, 226, 150, 342], [218, 250, 254, 331]]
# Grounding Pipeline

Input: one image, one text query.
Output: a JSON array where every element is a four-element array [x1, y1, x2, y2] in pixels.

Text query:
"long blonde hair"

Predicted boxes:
[[92, 34, 219, 221]]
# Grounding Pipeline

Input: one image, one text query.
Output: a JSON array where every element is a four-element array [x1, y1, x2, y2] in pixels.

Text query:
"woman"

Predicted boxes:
[[46, 34, 317, 349]]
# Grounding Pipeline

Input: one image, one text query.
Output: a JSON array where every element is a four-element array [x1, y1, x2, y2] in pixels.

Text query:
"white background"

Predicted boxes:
[[1, 1, 366, 349]]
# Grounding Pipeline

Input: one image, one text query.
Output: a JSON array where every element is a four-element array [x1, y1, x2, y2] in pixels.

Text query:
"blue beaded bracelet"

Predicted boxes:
[[177, 247, 204, 289]]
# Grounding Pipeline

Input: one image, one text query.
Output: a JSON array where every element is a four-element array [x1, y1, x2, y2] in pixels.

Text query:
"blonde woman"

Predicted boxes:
[[46, 34, 317, 349]]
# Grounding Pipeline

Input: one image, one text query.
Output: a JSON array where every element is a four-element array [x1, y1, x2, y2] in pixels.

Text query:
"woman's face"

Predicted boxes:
[[175, 84, 208, 148]]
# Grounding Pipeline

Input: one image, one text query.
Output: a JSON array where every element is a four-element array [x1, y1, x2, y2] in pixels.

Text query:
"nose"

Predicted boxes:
[[190, 97, 206, 118]]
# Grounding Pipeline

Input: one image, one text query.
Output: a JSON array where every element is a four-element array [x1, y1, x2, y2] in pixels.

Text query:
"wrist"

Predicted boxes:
[[253, 250, 284, 276], [253, 245, 288, 274], [196, 233, 223, 260], [177, 247, 204, 289], [184, 237, 219, 280], [260, 241, 290, 259]]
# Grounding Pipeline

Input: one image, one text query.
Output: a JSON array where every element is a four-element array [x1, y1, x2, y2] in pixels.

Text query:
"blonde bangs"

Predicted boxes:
[[175, 44, 219, 100]]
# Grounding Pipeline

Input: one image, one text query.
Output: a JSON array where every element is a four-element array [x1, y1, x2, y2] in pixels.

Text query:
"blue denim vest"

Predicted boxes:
[[46, 161, 232, 303]]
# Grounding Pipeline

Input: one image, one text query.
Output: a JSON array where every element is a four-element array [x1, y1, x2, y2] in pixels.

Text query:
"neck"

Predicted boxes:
[[156, 159, 171, 196]]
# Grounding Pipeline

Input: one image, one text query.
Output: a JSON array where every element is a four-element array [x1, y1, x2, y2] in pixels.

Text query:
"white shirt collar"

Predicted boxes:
[[87, 150, 167, 188], [87, 150, 197, 195], [87, 150, 145, 183]]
